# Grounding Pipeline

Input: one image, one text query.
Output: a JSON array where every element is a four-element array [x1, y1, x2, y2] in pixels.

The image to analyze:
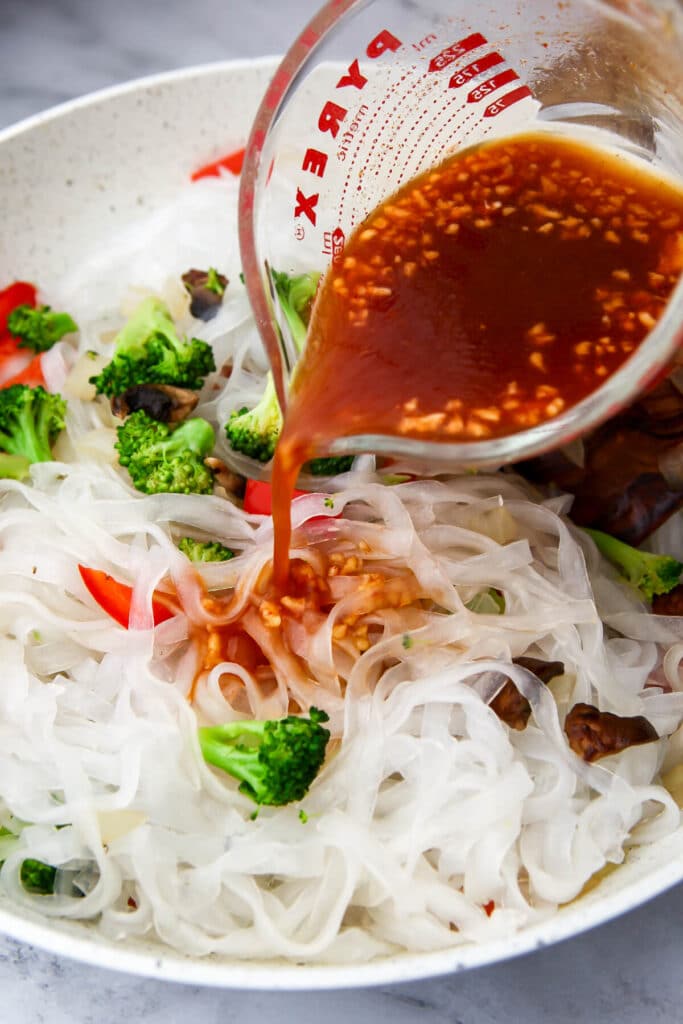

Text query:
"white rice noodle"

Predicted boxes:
[[0, 177, 680, 962]]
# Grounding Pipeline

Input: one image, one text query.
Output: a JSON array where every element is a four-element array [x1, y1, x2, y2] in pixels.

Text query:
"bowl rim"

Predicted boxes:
[[1, 56, 682, 990], [0, 840, 680, 989], [0, 56, 280, 146]]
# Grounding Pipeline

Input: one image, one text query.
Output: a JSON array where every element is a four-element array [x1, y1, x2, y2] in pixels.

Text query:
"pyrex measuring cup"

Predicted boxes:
[[239, 0, 683, 469]]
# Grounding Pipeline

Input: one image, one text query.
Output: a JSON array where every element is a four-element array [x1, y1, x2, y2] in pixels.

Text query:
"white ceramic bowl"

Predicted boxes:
[[0, 58, 682, 990]]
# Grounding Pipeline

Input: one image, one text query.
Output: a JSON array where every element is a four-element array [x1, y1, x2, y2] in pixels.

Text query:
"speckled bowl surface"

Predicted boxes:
[[0, 59, 682, 990]]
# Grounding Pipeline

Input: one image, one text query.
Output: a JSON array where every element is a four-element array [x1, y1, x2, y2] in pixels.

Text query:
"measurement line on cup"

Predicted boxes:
[[427, 33, 488, 73], [448, 53, 505, 88], [338, 68, 424, 220], [467, 68, 520, 104], [484, 86, 534, 117]]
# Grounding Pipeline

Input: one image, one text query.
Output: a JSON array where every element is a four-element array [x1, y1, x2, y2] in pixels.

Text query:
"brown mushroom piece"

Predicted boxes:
[[182, 268, 228, 321], [111, 384, 199, 423], [516, 360, 683, 546], [652, 584, 683, 617], [204, 457, 245, 498], [564, 702, 658, 762], [490, 657, 565, 730]]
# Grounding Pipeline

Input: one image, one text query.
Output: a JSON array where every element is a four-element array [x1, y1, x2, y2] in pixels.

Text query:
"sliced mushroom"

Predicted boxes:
[[564, 702, 658, 762], [490, 681, 531, 731], [182, 268, 228, 321], [652, 584, 683, 616], [516, 361, 683, 545], [490, 657, 565, 730], [514, 656, 566, 684], [204, 457, 245, 497], [111, 384, 199, 423]]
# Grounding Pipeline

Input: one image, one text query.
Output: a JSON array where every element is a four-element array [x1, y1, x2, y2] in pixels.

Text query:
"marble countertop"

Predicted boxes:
[[2, 886, 683, 1024], [2, 1, 683, 1020]]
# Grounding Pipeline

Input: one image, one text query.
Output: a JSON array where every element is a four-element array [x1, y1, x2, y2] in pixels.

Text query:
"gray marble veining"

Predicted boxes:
[[1, 1, 683, 1020]]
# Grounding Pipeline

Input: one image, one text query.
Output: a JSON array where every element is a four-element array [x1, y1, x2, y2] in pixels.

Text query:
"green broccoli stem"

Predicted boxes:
[[0, 453, 31, 480], [113, 297, 173, 355], [25, 399, 56, 463], [199, 725, 268, 795], [584, 527, 683, 601], [148, 417, 215, 457], [198, 711, 330, 807], [252, 373, 281, 430], [273, 271, 320, 354]]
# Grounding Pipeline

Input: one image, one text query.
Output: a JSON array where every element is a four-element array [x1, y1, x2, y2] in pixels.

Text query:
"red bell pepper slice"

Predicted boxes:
[[2, 353, 45, 388], [243, 478, 310, 517], [78, 565, 177, 629], [0, 334, 21, 358], [191, 147, 246, 181], [0, 281, 37, 334], [243, 479, 343, 529]]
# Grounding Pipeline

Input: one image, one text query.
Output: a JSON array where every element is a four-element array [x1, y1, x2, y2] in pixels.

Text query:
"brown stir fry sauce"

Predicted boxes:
[[196, 553, 422, 707], [272, 132, 683, 582]]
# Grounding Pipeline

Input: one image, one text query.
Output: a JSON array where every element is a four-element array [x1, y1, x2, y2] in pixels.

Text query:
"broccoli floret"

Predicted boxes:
[[225, 374, 282, 463], [205, 268, 226, 296], [0, 384, 66, 466], [305, 455, 354, 476], [225, 271, 320, 463], [272, 270, 320, 353], [20, 858, 57, 895], [90, 297, 215, 397], [584, 528, 682, 602], [198, 707, 331, 806], [116, 410, 215, 495], [7, 304, 78, 352], [182, 268, 228, 321], [114, 407, 168, 465], [178, 537, 234, 562]]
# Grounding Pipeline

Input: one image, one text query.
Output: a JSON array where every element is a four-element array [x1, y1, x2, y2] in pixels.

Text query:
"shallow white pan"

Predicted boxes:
[[0, 58, 682, 989]]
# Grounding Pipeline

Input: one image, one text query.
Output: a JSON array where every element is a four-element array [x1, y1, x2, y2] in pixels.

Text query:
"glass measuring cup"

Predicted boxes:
[[239, 0, 683, 470]]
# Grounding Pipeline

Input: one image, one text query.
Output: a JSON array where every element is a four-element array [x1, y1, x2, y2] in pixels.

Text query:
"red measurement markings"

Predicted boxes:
[[331, 227, 346, 264], [425, 106, 482, 171], [449, 52, 504, 88], [339, 69, 426, 216], [293, 29, 402, 229], [468, 68, 519, 104], [484, 85, 533, 117], [428, 33, 487, 73]]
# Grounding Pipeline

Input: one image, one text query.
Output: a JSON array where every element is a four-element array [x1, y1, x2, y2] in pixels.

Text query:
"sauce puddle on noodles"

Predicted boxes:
[[200, 553, 422, 713], [271, 132, 683, 581]]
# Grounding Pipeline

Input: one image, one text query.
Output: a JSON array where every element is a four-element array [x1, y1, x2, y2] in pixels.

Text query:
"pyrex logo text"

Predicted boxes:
[[294, 30, 402, 227]]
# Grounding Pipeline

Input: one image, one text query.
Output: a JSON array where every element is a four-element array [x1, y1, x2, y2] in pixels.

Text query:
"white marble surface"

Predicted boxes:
[[2, 1, 683, 1020]]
